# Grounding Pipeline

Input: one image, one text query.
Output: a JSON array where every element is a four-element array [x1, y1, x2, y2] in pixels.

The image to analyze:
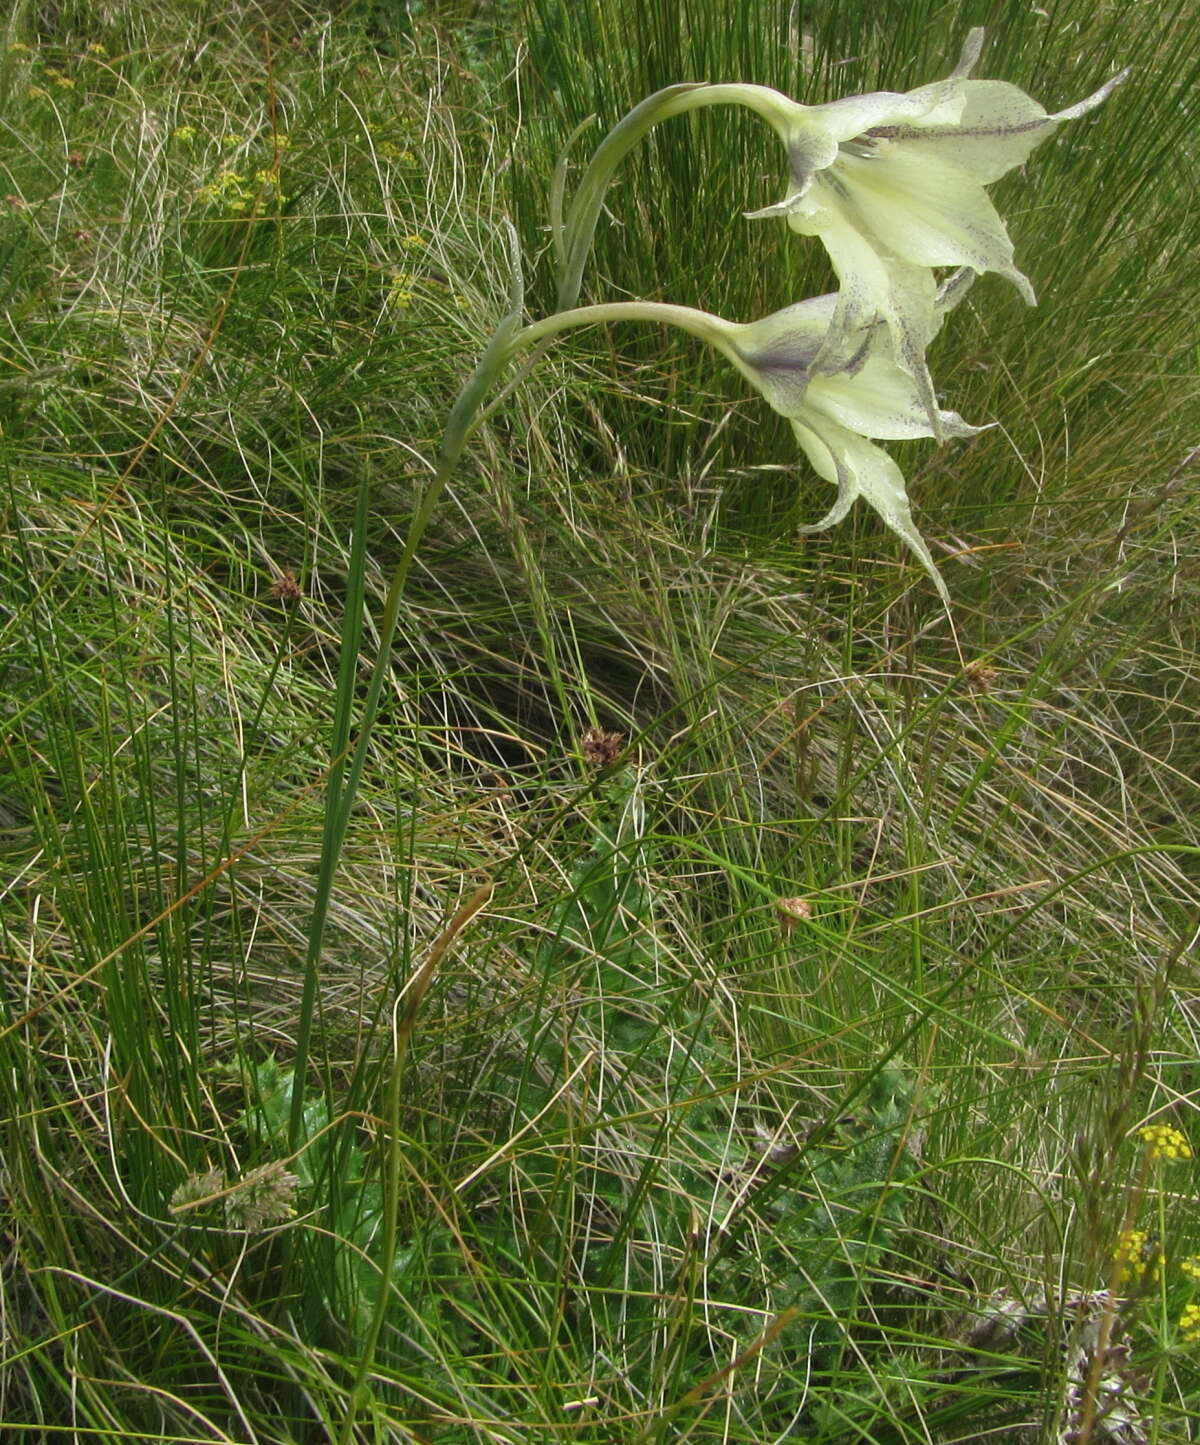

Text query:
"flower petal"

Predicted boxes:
[[723, 294, 837, 411], [806, 353, 982, 441], [872, 80, 1057, 182], [789, 417, 861, 530], [783, 208, 945, 432], [821, 146, 1036, 300], [792, 416, 950, 603], [1053, 67, 1129, 121], [783, 113, 841, 191], [813, 82, 965, 143], [948, 26, 986, 80], [869, 69, 1128, 181], [809, 28, 985, 139]]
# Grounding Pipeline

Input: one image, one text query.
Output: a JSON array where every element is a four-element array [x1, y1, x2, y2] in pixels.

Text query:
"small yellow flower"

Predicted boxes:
[[1180, 1256, 1200, 1281], [254, 168, 279, 186], [222, 133, 245, 148], [27, 85, 47, 100], [386, 271, 420, 309], [55, 76, 75, 89], [1113, 1228, 1163, 1287], [376, 140, 414, 163], [1181, 1303, 1200, 1342], [86, 42, 108, 56], [400, 232, 425, 250], [42, 66, 61, 78], [272, 133, 291, 149], [173, 125, 196, 143], [8, 42, 32, 54], [1139, 1124, 1192, 1163]]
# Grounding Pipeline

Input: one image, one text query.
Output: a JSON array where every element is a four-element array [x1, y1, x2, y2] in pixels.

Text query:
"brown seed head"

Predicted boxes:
[[580, 727, 625, 768], [962, 661, 998, 694], [776, 896, 813, 936], [270, 570, 302, 605]]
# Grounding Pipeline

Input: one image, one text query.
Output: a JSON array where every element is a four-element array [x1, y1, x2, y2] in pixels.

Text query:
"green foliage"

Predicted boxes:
[[1, 0, 1199, 1441]]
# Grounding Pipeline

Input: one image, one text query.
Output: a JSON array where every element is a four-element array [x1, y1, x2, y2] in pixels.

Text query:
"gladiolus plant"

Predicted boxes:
[[424, 27, 1125, 604]]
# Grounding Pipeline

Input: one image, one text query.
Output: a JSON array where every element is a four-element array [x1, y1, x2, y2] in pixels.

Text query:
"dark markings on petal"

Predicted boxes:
[[866, 118, 1052, 141]]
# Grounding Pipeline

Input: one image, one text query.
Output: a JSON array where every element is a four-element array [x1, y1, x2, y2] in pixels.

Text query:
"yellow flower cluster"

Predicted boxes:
[[174, 125, 196, 143], [1180, 1256, 1200, 1281], [1180, 1303, 1200, 1342], [386, 271, 419, 309], [197, 166, 287, 211], [1139, 1124, 1192, 1163], [1113, 1228, 1162, 1286], [197, 169, 250, 207], [376, 140, 415, 164]]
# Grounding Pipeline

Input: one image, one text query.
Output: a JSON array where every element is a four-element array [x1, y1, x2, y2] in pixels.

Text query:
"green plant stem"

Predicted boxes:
[[522, 299, 728, 350], [288, 311, 523, 1149], [557, 81, 792, 311]]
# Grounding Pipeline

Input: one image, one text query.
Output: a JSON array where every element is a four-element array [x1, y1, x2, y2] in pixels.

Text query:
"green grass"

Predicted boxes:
[[1, 0, 1199, 1440]]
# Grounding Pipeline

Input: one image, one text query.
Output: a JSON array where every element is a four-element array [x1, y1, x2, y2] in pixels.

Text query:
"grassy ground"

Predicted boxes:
[[2, 0, 1199, 1440]]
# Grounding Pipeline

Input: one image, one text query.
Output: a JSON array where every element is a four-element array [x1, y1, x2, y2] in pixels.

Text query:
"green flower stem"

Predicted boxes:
[[471, 301, 734, 439], [558, 83, 785, 312], [338, 884, 493, 1445], [292, 300, 711, 1151], [288, 311, 522, 1151], [521, 299, 724, 353]]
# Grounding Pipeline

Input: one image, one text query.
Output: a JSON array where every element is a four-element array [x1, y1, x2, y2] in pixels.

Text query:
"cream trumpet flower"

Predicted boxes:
[[517, 277, 983, 603], [558, 35, 1125, 435], [718, 30, 1126, 428]]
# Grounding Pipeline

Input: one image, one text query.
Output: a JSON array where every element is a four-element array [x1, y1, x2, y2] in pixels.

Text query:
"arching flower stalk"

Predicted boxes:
[[510, 275, 984, 603]]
